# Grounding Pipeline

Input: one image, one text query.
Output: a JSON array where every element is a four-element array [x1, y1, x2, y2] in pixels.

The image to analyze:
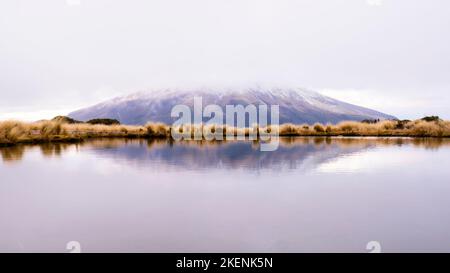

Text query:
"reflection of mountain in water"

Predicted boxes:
[[79, 137, 450, 171], [86, 139, 371, 171], [2, 138, 450, 171]]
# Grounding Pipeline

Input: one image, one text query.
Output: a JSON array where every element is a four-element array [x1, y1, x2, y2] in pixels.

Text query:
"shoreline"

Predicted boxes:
[[1, 119, 450, 147], [2, 133, 450, 148]]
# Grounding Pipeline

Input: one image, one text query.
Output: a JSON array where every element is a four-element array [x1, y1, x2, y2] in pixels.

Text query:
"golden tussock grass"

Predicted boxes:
[[0, 120, 148, 145], [1, 118, 450, 146], [268, 119, 450, 137]]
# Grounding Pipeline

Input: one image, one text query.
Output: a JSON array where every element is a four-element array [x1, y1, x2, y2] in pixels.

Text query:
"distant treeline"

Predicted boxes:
[[52, 116, 120, 125]]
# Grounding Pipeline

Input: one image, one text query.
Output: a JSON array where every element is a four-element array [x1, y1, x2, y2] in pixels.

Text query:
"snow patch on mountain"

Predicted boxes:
[[69, 86, 396, 125]]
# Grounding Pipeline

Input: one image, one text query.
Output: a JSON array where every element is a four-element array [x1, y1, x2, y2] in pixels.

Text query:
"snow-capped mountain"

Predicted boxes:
[[68, 87, 396, 125]]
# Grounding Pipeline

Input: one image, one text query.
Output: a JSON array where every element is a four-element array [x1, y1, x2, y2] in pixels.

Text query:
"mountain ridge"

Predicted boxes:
[[68, 87, 396, 125]]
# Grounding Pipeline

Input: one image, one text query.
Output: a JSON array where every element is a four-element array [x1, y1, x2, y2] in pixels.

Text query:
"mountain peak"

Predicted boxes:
[[69, 87, 396, 125]]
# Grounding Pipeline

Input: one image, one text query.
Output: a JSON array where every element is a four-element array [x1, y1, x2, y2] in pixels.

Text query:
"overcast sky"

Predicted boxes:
[[0, 0, 449, 120]]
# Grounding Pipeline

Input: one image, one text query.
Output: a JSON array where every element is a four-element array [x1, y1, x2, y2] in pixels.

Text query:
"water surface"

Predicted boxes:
[[1, 137, 450, 252]]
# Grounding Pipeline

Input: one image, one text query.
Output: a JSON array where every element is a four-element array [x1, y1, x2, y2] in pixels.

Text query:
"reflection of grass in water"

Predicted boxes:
[[2, 137, 450, 163], [0, 143, 75, 163], [0, 145, 25, 162], [278, 136, 450, 150], [39, 143, 74, 157], [70, 136, 450, 151]]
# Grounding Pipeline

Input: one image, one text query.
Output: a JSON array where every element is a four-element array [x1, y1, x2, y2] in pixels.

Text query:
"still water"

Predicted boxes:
[[1, 137, 450, 253]]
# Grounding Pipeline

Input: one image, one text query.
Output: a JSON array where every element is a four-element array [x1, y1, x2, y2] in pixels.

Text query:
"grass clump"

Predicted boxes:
[[145, 123, 170, 137], [279, 124, 298, 136], [313, 123, 325, 133]]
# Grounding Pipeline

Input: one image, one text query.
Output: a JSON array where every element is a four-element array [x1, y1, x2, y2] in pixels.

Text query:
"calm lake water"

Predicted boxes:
[[1, 137, 450, 253]]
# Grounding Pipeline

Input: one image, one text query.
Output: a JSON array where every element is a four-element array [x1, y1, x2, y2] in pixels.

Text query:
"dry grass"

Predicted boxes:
[[268, 119, 450, 137], [64, 122, 148, 138], [0, 120, 156, 145], [1, 118, 450, 146], [145, 122, 170, 137]]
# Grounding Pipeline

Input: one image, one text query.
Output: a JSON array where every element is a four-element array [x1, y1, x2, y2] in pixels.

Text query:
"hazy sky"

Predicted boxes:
[[1, 0, 449, 120]]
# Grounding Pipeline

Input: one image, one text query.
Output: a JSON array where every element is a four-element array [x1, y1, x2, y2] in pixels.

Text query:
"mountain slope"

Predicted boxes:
[[68, 87, 396, 125]]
